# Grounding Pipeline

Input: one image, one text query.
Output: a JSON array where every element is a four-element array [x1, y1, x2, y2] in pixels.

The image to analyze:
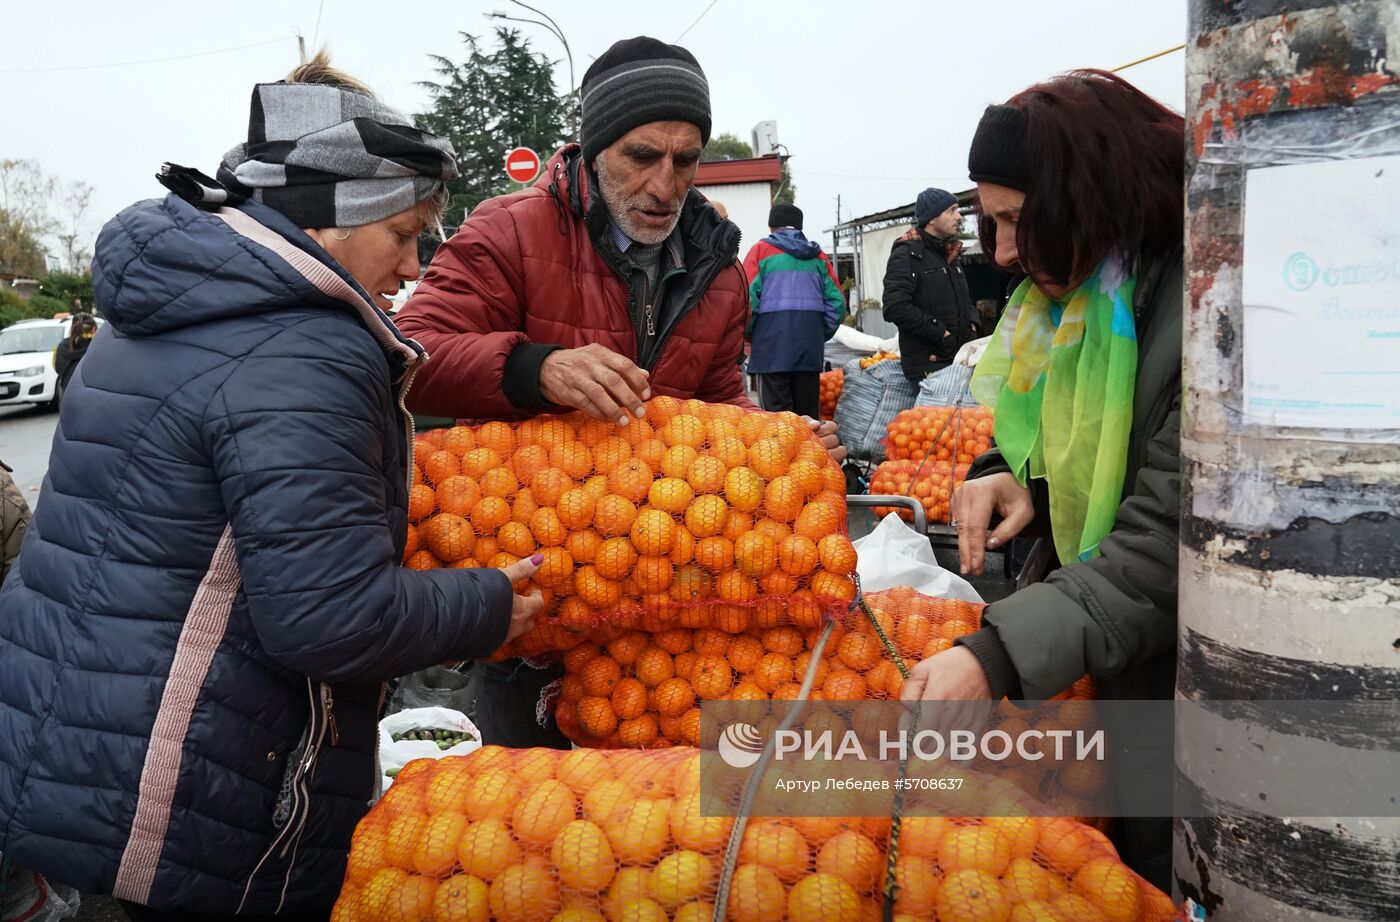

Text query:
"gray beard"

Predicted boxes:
[[595, 156, 682, 246]]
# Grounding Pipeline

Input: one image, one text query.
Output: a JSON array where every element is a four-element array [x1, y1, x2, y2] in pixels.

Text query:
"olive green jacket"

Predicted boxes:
[[958, 252, 1182, 703], [0, 462, 31, 584]]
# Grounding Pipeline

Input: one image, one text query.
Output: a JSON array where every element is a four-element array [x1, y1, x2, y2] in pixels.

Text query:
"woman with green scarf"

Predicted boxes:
[[901, 70, 1184, 886]]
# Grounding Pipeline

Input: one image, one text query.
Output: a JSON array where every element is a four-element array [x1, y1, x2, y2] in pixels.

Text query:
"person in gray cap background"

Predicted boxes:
[[397, 35, 843, 749], [881, 187, 979, 382]]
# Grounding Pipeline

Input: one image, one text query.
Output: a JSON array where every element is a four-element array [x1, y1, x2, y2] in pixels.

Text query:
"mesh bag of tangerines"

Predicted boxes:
[[870, 405, 995, 526], [333, 747, 1183, 921], [404, 397, 858, 665]]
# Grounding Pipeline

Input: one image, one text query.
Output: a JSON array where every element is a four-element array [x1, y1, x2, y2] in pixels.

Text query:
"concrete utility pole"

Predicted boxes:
[[1178, 2, 1399, 919]]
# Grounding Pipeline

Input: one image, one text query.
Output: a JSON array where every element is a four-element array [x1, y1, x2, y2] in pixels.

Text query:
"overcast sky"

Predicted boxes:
[[3, 0, 1186, 257]]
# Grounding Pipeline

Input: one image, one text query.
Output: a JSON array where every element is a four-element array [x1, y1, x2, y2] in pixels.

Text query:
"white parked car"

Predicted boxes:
[[0, 317, 103, 410]]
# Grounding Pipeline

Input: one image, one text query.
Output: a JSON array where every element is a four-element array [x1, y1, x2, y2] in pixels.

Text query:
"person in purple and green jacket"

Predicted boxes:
[[741, 203, 846, 417]]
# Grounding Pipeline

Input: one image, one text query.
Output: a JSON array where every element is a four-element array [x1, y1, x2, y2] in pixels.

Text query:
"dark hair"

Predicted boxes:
[[976, 70, 1184, 287], [68, 313, 97, 348]]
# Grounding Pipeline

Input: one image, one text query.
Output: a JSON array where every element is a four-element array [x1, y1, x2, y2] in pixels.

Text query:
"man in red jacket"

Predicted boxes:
[[398, 36, 846, 747], [398, 35, 751, 426]]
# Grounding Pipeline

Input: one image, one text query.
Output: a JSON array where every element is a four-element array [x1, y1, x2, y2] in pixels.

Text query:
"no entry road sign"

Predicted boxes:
[[504, 147, 541, 184]]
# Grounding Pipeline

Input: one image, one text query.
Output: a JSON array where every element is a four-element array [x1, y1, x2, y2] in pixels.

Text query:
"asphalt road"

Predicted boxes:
[[0, 403, 59, 504]]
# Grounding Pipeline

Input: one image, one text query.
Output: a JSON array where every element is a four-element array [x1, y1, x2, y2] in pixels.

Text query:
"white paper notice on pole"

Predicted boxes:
[[1242, 154, 1400, 429]]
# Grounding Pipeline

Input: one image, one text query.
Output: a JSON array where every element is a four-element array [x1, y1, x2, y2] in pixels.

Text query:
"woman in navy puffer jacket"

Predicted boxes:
[[0, 57, 542, 920]]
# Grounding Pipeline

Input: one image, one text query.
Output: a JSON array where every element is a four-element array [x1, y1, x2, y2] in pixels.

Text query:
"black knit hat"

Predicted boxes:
[[967, 104, 1029, 191], [914, 188, 957, 227], [580, 36, 712, 162], [768, 203, 803, 230]]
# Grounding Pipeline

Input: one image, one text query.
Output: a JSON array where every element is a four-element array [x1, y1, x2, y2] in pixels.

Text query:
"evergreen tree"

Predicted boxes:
[[417, 28, 568, 248]]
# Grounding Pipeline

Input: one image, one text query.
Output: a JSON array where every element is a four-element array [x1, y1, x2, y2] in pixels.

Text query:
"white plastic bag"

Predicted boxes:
[[954, 335, 991, 367], [852, 513, 983, 603], [378, 706, 481, 788], [1, 862, 80, 922]]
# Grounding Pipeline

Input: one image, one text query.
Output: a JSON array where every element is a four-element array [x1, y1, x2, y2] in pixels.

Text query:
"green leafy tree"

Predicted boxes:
[[417, 27, 569, 250], [773, 163, 796, 205], [38, 271, 96, 313], [702, 133, 752, 161]]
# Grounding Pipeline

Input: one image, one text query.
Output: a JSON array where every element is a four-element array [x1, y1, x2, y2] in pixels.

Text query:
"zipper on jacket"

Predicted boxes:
[[321, 682, 340, 747], [644, 243, 740, 374]]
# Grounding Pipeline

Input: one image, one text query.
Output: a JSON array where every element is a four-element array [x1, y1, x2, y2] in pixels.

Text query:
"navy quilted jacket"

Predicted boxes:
[[0, 195, 513, 914]]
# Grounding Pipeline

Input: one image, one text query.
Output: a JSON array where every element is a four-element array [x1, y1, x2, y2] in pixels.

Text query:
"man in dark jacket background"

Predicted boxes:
[[741, 203, 845, 416], [881, 187, 979, 382]]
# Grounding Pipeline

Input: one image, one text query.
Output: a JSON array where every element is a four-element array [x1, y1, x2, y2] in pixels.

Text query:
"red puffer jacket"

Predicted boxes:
[[397, 145, 752, 421]]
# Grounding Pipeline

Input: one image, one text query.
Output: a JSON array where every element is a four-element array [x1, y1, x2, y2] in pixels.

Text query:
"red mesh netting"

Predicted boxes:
[[332, 746, 1180, 922], [818, 370, 843, 421], [403, 398, 858, 660]]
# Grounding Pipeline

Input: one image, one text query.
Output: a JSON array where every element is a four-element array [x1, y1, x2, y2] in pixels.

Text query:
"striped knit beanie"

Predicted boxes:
[[580, 36, 712, 162]]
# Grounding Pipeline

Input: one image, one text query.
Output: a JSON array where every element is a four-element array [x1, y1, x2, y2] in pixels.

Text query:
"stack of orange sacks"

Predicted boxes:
[[817, 370, 843, 420]]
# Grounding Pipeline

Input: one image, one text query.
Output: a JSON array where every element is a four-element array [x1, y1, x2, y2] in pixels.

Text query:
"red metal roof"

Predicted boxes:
[[694, 154, 782, 187]]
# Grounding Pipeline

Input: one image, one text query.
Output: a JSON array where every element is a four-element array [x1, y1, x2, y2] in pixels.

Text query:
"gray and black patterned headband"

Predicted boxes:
[[160, 82, 458, 229]]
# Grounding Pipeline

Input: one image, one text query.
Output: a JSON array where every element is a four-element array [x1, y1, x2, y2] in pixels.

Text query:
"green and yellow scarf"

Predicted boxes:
[[970, 258, 1138, 563]]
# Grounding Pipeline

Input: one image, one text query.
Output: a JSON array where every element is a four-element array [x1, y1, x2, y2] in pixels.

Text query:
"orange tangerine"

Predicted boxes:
[[733, 532, 778, 578], [634, 647, 675, 687], [633, 555, 675, 593], [709, 436, 749, 468], [726, 634, 765, 672], [557, 488, 596, 530], [787, 873, 860, 922], [660, 445, 701, 480], [738, 822, 809, 883], [762, 476, 804, 522], [1071, 858, 1142, 922], [617, 713, 660, 747], [720, 510, 752, 543], [595, 537, 639, 581], [551, 819, 616, 893], [777, 534, 819, 576], [811, 570, 856, 603], [653, 677, 696, 716], [576, 566, 624, 608], [684, 494, 728, 538], [939, 823, 1013, 876], [603, 799, 673, 866], [669, 563, 711, 603], [693, 536, 734, 573], [576, 696, 618, 738], [935, 869, 1012, 922], [422, 449, 460, 486], [722, 467, 763, 513], [407, 483, 436, 523], [436, 475, 482, 517], [726, 864, 785, 922], [686, 455, 727, 494], [511, 488, 539, 523], [565, 528, 601, 564], [753, 653, 794, 692], [530, 467, 572, 506], [594, 495, 639, 537], [794, 503, 841, 541], [529, 506, 567, 547], [648, 477, 695, 514], [631, 508, 677, 556], [488, 863, 558, 922], [421, 514, 475, 562], [747, 439, 790, 479], [551, 441, 594, 479], [475, 421, 515, 456], [460, 447, 503, 480], [510, 443, 551, 483], [592, 435, 632, 473], [611, 677, 649, 720], [715, 570, 757, 603], [441, 426, 477, 455], [817, 828, 879, 895], [661, 414, 706, 449], [496, 520, 537, 557], [468, 495, 510, 534], [607, 459, 654, 503]]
